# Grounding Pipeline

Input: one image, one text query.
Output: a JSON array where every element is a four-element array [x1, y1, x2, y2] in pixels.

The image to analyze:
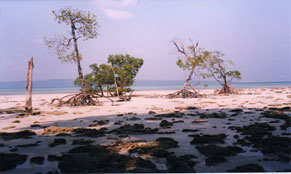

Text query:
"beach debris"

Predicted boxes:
[[0, 130, 36, 140], [30, 156, 44, 165], [226, 164, 265, 172], [49, 138, 67, 147], [109, 124, 158, 135], [43, 126, 74, 135], [189, 134, 227, 144], [196, 144, 244, 166], [0, 153, 27, 171], [58, 145, 158, 173]]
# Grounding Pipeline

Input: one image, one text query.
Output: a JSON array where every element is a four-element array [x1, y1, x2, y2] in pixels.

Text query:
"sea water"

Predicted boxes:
[[0, 80, 290, 95]]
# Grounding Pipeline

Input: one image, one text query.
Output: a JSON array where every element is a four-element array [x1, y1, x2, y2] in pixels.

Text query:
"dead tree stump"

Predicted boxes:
[[25, 57, 34, 115]]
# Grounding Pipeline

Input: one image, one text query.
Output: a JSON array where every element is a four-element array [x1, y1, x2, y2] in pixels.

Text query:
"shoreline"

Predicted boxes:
[[0, 85, 290, 96]]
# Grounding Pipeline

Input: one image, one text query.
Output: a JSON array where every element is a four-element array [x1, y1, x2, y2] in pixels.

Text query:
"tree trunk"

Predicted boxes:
[[110, 64, 119, 97], [99, 85, 104, 97], [71, 20, 86, 95], [182, 65, 195, 90], [25, 57, 34, 115]]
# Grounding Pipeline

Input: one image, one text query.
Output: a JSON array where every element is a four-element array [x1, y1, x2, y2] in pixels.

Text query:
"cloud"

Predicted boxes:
[[120, 0, 138, 6], [101, 8, 132, 20], [93, 0, 138, 7]]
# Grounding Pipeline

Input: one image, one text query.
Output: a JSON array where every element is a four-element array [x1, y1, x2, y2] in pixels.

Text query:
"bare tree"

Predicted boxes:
[[168, 39, 209, 98], [45, 7, 101, 106]]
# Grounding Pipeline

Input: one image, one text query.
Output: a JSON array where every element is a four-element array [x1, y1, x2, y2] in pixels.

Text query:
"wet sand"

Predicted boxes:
[[0, 87, 290, 173]]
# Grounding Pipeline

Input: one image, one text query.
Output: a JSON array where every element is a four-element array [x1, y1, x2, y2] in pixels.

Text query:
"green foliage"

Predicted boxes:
[[202, 51, 241, 86], [74, 54, 143, 95], [108, 54, 144, 90], [74, 73, 96, 93], [44, 7, 99, 63], [74, 64, 114, 94], [176, 49, 208, 71]]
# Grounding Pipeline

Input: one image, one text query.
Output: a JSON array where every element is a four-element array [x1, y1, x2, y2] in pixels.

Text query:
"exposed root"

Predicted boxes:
[[167, 88, 203, 98], [117, 90, 134, 102], [51, 93, 113, 106], [215, 86, 239, 94]]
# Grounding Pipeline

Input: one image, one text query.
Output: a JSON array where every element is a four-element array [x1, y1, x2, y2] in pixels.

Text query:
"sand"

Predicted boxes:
[[0, 87, 290, 173]]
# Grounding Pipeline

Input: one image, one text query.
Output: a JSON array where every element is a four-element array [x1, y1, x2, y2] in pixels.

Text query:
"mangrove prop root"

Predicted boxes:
[[215, 86, 239, 94], [167, 88, 202, 98], [51, 93, 113, 106]]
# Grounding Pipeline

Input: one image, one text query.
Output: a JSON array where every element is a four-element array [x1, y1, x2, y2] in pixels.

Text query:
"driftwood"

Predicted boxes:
[[51, 93, 113, 106], [25, 57, 34, 114]]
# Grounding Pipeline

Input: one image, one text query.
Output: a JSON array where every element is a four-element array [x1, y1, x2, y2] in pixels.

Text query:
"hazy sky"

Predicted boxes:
[[0, 0, 290, 82]]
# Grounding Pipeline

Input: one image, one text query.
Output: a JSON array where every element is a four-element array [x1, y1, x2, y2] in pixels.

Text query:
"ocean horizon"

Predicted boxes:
[[0, 79, 290, 96]]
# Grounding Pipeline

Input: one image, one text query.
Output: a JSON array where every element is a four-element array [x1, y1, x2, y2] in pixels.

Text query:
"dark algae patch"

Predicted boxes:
[[160, 120, 173, 128], [49, 138, 67, 147], [16, 141, 41, 147], [128, 137, 179, 158], [261, 110, 291, 130], [109, 124, 158, 135], [72, 139, 95, 145], [0, 153, 27, 171], [58, 145, 158, 173], [226, 163, 265, 172], [189, 134, 227, 144], [199, 112, 227, 119], [0, 130, 36, 140], [230, 122, 290, 161], [73, 128, 107, 137], [30, 156, 44, 165], [166, 154, 197, 172], [196, 144, 244, 166]]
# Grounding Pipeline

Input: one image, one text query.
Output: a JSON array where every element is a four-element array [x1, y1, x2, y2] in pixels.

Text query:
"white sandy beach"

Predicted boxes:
[[0, 87, 290, 173]]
